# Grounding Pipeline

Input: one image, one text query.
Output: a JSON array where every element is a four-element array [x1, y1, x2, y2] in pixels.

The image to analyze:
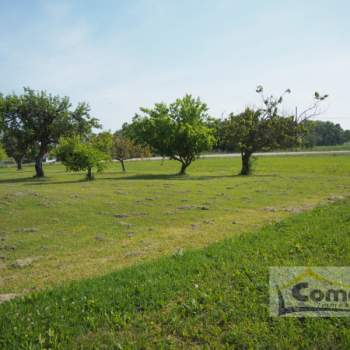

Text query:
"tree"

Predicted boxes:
[[90, 131, 114, 156], [1, 133, 33, 169], [344, 130, 350, 144], [302, 120, 347, 147], [125, 95, 215, 175], [54, 136, 109, 180], [112, 134, 151, 172], [0, 88, 100, 177], [0, 144, 6, 161], [0, 94, 33, 169], [223, 86, 328, 175]]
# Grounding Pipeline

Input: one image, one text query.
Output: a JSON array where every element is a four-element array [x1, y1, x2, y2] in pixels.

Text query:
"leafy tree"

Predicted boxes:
[[112, 134, 151, 172], [54, 136, 109, 180], [0, 94, 33, 169], [344, 130, 350, 143], [0, 88, 99, 177], [223, 86, 327, 175], [302, 120, 348, 147], [0, 144, 6, 161], [125, 95, 215, 175], [90, 131, 114, 156], [1, 133, 34, 169]]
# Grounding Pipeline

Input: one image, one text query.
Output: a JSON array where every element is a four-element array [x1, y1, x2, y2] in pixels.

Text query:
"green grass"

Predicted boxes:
[[307, 143, 350, 151], [1, 197, 350, 349], [0, 155, 350, 296]]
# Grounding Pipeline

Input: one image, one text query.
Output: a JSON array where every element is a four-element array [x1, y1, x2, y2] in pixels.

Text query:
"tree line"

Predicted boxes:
[[0, 86, 335, 179]]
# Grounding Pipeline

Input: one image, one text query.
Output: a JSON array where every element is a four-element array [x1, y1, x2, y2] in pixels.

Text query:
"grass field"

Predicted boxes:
[[310, 143, 350, 151], [1, 193, 350, 348], [0, 155, 350, 299]]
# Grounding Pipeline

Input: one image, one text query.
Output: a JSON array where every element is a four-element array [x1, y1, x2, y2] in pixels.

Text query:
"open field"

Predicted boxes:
[[310, 143, 350, 151], [1, 195, 350, 348], [0, 155, 350, 298]]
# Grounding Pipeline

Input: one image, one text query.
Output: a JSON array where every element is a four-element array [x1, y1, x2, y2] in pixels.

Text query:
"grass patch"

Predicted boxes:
[[0, 155, 350, 295], [1, 199, 350, 348]]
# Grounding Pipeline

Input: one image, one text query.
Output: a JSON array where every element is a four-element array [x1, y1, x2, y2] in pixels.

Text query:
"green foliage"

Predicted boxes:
[[126, 95, 215, 174], [1, 199, 350, 349], [0, 93, 34, 168], [55, 136, 109, 180], [222, 86, 328, 175], [0, 144, 6, 161], [223, 107, 303, 175], [0, 88, 100, 177], [90, 131, 113, 156], [112, 134, 151, 171], [302, 120, 350, 147]]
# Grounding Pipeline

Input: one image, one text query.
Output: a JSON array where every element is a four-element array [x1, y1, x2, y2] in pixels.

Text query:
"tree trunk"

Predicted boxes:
[[34, 155, 44, 177], [86, 167, 94, 180], [15, 158, 22, 170], [179, 162, 189, 175], [120, 159, 126, 172], [240, 151, 252, 176]]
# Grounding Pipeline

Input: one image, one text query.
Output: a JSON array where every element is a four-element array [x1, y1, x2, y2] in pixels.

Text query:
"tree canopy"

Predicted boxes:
[[55, 136, 109, 180], [125, 95, 215, 174], [0, 144, 6, 161], [222, 87, 327, 175], [302, 120, 350, 147], [112, 134, 151, 172], [0, 88, 100, 177]]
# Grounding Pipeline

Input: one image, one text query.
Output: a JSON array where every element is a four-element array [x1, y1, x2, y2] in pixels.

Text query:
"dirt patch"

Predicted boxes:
[[328, 195, 345, 203], [0, 293, 19, 304], [118, 222, 134, 228], [177, 205, 195, 210], [11, 257, 40, 269], [264, 207, 277, 212], [16, 228, 38, 233]]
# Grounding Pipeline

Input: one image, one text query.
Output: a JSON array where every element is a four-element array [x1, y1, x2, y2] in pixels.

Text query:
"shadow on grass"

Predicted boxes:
[[114, 173, 235, 181], [105, 173, 279, 181], [0, 176, 47, 185], [0, 172, 279, 186], [0, 176, 86, 186]]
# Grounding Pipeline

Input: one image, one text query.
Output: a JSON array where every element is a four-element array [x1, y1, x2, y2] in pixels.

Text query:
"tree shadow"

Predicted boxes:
[[25, 179, 88, 186], [108, 173, 238, 181], [0, 172, 280, 186], [0, 177, 45, 185]]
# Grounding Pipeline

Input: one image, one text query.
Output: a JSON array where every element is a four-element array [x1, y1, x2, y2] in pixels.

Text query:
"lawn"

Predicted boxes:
[[1, 190, 350, 348], [0, 155, 349, 298]]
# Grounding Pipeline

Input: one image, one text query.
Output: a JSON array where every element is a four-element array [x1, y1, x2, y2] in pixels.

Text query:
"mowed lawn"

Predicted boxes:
[[0, 155, 349, 295], [1, 191, 350, 349]]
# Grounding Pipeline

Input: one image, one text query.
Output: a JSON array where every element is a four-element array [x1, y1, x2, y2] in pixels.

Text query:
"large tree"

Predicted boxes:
[[125, 95, 215, 175], [0, 88, 99, 177], [223, 86, 328, 175], [0, 94, 33, 169], [55, 136, 109, 180]]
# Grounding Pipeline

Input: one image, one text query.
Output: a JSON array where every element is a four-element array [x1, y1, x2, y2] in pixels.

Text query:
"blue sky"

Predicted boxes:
[[0, 0, 349, 129]]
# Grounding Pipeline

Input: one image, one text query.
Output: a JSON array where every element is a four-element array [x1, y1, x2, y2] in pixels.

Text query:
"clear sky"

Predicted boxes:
[[1, 0, 349, 130]]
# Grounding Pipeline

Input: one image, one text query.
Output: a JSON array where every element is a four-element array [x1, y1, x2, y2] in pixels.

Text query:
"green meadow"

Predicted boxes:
[[0, 155, 349, 298], [0, 156, 350, 347]]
